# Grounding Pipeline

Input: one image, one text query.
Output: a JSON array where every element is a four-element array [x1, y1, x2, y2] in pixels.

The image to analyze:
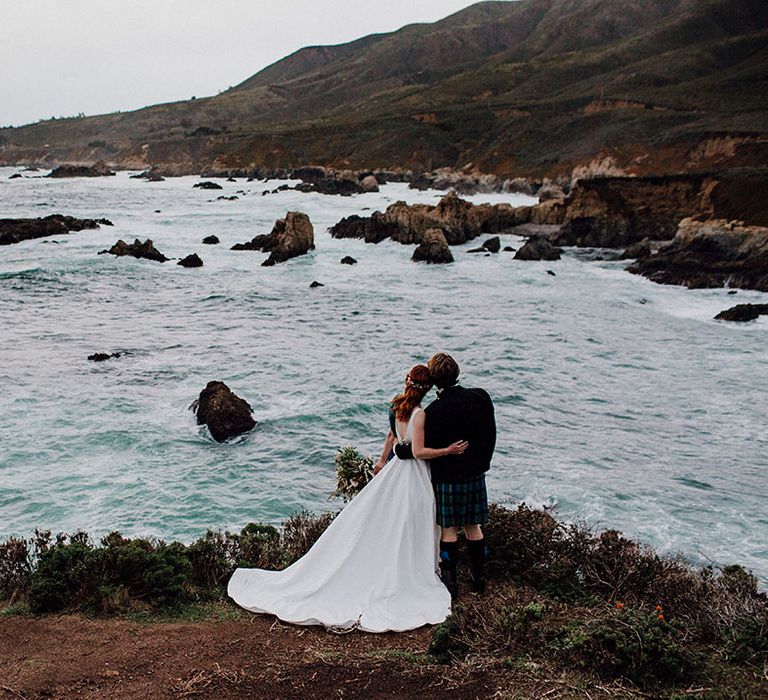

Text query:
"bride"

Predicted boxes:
[[227, 364, 468, 632]]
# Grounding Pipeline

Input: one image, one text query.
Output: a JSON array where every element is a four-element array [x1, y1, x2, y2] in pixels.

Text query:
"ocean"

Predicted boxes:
[[1, 168, 766, 584]]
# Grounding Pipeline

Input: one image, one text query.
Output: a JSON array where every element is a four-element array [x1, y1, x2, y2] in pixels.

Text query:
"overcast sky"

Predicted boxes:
[[0, 0, 493, 128]]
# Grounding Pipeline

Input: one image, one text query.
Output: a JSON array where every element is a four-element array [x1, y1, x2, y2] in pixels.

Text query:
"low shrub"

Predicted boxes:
[[0, 537, 32, 603], [27, 533, 192, 614], [281, 511, 336, 566], [554, 606, 702, 687], [28, 541, 98, 613]]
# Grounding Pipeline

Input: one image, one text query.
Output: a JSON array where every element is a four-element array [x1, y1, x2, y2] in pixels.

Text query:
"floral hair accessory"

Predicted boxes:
[[407, 378, 430, 391]]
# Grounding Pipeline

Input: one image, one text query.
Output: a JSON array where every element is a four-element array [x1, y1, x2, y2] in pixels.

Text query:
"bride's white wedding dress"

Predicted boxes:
[[227, 408, 451, 632]]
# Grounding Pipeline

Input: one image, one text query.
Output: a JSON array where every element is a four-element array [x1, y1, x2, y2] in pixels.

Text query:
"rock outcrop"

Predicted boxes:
[[194, 181, 223, 190], [330, 192, 522, 246], [289, 166, 378, 195], [408, 168, 542, 195], [178, 254, 203, 268], [100, 239, 170, 263], [202, 235, 220, 245], [546, 171, 768, 250], [232, 212, 314, 266], [620, 239, 652, 260], [467, 236, 501, 254], [551, 175, 711, 248], [412, 228, 454, 264], [48, 160, 115, 178], [340, 256, 357, 265], [627, 219, 768, 292], [715, 304, 768, 322], [190, 381, 256, 442], [514, 236, 562, 261], [0, 215, 112, 245]]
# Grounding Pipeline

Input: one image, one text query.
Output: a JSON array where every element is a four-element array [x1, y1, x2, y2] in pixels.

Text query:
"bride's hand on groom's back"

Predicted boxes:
[[445, 440, 469, 456]]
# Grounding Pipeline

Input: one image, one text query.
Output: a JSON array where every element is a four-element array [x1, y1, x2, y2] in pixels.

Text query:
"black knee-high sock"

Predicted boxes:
[[466, 538, 486, 586], [439, 540, 459, 569]]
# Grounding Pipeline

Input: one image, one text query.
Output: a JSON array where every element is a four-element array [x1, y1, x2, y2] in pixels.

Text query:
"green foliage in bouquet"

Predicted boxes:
[[332, 446, 374, 503]]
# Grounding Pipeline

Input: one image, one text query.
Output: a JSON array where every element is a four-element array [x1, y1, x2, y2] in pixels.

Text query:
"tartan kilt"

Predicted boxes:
[[434, 474, 489, 527]]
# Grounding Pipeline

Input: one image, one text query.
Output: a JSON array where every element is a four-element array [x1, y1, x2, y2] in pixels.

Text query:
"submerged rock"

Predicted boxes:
[[178, 253, 203, 268], [48, 160, 115, 178], [715, 304, 768, 322], [191, 381, 256, 442], [100, 238, 170, 262], [9, 173, 22, 179], [310, 280, 324, 288], [340, 256, 358, 265], [88, 352, 121, 362], [514, 237, 562, 261], [412, 228, 454, 264], [0, 215, 110, 246], [194, 181, 223, 190]]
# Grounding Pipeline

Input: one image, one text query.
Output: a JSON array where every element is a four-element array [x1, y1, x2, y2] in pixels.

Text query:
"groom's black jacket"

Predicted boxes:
[[395, 385, 496, 483]]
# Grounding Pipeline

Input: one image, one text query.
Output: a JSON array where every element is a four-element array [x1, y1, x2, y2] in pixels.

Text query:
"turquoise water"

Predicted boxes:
[[1, 168, 766, 584]]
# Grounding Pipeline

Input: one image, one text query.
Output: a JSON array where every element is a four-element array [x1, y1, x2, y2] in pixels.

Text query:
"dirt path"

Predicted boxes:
[[0, 612, 514, 699]]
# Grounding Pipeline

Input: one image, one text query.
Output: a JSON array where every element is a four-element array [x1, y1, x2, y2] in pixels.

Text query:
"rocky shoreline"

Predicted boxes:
[[3, 166, 767, 297]]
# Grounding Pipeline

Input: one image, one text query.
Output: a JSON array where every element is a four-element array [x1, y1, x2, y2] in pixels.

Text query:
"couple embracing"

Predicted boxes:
[[228, 353, 496, 633]]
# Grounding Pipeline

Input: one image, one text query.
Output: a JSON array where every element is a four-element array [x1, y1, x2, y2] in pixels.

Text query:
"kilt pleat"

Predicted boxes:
[[434, 475, 489, 527]]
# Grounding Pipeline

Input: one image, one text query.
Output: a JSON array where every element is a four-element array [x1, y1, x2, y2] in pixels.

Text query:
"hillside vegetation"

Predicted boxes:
[[1, 0, 766, 176]]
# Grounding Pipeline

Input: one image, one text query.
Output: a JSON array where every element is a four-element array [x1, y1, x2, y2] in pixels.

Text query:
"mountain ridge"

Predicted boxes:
[[1, 0, 766, 178]]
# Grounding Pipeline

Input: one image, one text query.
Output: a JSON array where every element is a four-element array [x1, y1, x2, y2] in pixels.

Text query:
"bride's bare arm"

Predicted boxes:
[[374, 429, 396, 474], [411, 410, 468, 460]]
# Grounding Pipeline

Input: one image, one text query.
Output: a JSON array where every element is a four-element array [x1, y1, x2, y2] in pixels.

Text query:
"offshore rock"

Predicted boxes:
[[233, 212, 314, 266], [329, 192, 521, 246], [359, 175, 380, 193], [194, 181, 223, 190], [514, 236, 562, 261], [340, 256, 358, 265], [191, 380, 256, 442], [627, 218, 768, 292], [0, 215, 110, 245], [202, 235, 220, 245], [289, 166, 375, 195], [178, 253, 203, 268], [100, 238, 170, 263], [48, 160, 115, 178], [412, 228, 454, 264], [467, 235, 501, 253], [715, 304, 768, 322]]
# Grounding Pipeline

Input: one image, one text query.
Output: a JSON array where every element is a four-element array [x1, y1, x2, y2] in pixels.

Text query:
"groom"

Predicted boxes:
[[395, 352, 496, 598]]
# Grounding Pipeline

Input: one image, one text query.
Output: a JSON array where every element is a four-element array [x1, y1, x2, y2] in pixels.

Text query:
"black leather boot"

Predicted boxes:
[[467, 538, 486, 594], [439, 541, 459, 600]]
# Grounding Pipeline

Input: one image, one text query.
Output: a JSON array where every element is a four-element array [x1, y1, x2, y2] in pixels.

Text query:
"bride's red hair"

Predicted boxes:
[[391, 365, 432, 422]]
